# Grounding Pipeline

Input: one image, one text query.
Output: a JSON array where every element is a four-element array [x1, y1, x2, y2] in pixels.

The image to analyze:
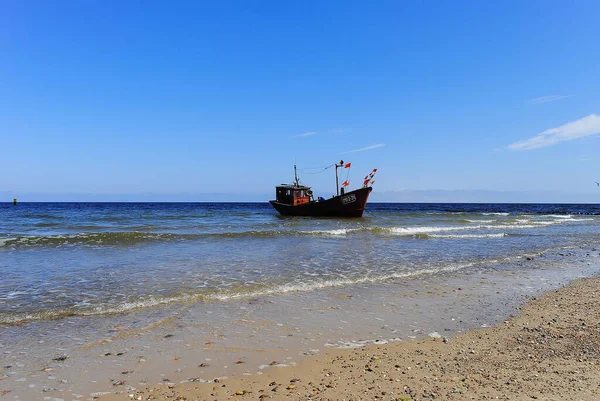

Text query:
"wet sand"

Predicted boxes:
[[98, 273, 600, 401]]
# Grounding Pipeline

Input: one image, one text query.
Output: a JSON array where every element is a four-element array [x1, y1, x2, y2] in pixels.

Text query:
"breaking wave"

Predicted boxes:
[[0, 215, 593, 248], [0, 262, 476, 325], [428, 233, 507, 239]]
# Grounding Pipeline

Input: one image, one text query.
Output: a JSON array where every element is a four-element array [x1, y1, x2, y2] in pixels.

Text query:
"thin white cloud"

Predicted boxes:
[[528, 95, 571, 105], [291, 131, 317, 138], [508, 114, 600, 151], [342, 143, 385, 154]]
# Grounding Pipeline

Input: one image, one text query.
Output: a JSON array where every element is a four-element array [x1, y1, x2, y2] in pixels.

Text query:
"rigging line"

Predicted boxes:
[[300, 163, 336, 170], [298, 167, 327, 172], [298, 164, 336, 174]]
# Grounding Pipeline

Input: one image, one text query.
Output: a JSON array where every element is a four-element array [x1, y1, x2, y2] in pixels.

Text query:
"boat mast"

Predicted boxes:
[[294, 164, 299, 187], [335, 160, 343, 196]]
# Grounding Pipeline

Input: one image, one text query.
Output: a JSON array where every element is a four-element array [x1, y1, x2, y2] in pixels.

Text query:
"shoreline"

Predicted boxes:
[[2, 244, 600, 401], [100, 273, 600, 401]]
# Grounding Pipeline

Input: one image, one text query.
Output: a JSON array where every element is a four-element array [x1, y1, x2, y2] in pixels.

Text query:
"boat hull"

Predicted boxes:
[[269, 187, 372, 217]]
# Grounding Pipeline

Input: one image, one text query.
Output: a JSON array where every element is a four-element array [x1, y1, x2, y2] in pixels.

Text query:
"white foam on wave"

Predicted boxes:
[[306, 228, 355, 236], [87, 294, 197, 315], [0, 293, 202, 324], [306, 215, 595, 239], [1, 291, 28, 300], [306, 226, 476, 236], [210, 262, 476, 302], [503, 219, 566, 227], [0, 237, 27, 247], [385, 225, 475, 234], [383, 222, 542, 234], [483, 224, 536, 229], [429, 233, 506, 239], [308, 222, 559, 237], [528, 221, 556, 226], [521, 217, 594, 226], [0, 232, 171, 248]]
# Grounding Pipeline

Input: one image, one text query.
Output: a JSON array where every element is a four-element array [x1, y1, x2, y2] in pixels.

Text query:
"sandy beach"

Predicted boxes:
[[96, 273, 600, 401]]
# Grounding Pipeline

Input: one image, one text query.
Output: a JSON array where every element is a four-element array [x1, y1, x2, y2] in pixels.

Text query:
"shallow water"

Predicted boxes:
[[2, 203, 599, 324], [1, 202, 600, 399]]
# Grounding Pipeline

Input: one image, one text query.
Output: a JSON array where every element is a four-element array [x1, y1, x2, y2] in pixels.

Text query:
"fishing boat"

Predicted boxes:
[[269, 160, 377, 217]]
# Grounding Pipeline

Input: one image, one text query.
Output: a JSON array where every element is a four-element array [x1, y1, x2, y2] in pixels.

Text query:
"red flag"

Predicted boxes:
[[342, 180, 350, 187], [344, 163, 351, 168], [363, 179, 370, 186], [372, 168, 377, 172]]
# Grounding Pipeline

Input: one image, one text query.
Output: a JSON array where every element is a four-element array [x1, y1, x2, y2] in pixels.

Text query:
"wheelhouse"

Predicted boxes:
[[275, 184, 313, 206]]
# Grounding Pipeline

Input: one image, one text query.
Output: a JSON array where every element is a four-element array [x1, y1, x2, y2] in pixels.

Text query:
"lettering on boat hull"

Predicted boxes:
[[341, 194, 357, 205]]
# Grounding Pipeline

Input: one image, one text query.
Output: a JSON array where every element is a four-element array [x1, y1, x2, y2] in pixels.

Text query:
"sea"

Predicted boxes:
[[1, 202, 600, 399]]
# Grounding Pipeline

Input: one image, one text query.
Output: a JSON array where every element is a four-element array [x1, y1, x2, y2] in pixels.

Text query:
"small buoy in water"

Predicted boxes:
[[13, 198, 17, 205]]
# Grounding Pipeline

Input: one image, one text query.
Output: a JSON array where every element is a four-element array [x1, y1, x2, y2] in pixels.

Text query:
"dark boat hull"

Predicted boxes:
[[269, 187, 372, 217]]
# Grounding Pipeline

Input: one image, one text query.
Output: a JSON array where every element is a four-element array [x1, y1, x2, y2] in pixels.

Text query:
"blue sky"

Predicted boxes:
[[2, 1, 600, 201]]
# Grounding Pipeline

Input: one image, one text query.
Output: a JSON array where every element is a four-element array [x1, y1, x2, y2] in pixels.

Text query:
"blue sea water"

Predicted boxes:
[[1, 202, 599, 324], [2, 202, 600, 399]]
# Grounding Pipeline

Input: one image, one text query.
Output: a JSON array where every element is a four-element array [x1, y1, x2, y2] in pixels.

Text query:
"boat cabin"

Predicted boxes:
[[275, 184, 313, 206]]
